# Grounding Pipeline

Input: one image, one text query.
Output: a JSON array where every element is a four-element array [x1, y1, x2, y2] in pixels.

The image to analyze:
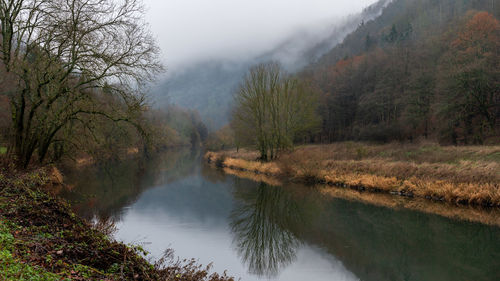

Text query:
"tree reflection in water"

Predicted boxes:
[[62, 148, 201, 220], [230, 180, 305, 278]]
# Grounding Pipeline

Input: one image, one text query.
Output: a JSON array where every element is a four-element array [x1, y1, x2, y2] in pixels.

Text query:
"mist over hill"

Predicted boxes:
[[149, 0, 392, 130]]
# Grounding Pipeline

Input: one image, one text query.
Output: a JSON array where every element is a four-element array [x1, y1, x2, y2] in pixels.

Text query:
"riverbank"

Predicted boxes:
[[205, 142, 500, 208], [0, 167, 234, 280]]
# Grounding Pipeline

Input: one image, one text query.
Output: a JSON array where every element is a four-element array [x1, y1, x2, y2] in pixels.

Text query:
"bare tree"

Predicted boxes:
[[232, 62, 318, 160], [0, 0, 162, 167]]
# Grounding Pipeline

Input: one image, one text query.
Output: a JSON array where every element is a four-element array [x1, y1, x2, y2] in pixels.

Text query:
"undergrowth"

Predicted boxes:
[[0, 221, 61, 281], [0, 167, 236, 281]]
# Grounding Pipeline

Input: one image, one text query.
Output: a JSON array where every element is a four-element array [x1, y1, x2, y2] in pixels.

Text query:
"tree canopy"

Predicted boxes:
[[299, 0, 499, 144], [0, 0, 162, 167], [232, 63, 319, 160]]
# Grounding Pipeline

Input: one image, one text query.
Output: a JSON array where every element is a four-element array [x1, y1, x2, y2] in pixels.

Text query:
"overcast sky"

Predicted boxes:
[[142, 0, 379, 69]]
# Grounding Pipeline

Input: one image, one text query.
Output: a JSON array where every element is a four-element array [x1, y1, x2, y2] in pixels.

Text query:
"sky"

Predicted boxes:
[[142, 0, 379, 69]]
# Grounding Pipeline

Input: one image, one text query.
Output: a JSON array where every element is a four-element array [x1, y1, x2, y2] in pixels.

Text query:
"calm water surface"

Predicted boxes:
[[62, 149, 500, 281]]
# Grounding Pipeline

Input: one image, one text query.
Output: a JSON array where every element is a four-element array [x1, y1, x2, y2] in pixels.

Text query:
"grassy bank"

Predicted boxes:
[[205, 142, 500, 207], [0, 167, 234, 281]]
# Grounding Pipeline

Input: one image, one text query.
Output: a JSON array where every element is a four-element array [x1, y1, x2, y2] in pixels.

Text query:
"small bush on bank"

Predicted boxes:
[[277, 151, 323, 183], [215, 155, 227, 169]]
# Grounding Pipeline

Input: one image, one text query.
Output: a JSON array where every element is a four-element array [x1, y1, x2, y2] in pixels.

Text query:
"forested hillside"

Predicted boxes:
[[151, 0, 393, 130], [152, 61, 247, 130], [301, 0, 499, 144]]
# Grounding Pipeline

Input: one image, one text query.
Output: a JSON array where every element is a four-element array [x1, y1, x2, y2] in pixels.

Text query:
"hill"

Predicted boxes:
[[150, 0, 393, 130], [300, 0, 499, 144]]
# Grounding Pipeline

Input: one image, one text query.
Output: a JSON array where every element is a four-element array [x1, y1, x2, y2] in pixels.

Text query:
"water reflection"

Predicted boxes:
[[229, 179, 500, 281], [298, 193, 500, 281], [61, 149, 201, 220], [230, 180, 303, 277], [62, 151, 500, 281]]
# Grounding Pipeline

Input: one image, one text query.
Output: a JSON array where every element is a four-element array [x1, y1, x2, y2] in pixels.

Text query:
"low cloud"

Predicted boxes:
[[143, 0, 378, 69]]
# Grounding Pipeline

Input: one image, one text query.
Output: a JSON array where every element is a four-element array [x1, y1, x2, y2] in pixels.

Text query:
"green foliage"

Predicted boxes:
[[0, 168, 235, 280], [0, 222, 61, 281], [0, 147, 6, 155]]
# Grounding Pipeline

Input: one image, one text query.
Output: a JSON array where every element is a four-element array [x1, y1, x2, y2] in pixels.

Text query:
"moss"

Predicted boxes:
[[0, 168, 235, 281], [0, 221, 62, 281]]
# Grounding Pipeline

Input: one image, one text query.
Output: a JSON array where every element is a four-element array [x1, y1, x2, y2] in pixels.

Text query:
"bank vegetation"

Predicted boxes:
[[205, 1, 500, 210], [206, 142, 500, 207], [0, 166, 234, 280], [0, 0, 218, 279]]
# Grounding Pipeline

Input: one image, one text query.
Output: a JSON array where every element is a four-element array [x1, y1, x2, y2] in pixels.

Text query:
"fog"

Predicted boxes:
[[143, 0, 379, 69], [145, 0, 393, 130]]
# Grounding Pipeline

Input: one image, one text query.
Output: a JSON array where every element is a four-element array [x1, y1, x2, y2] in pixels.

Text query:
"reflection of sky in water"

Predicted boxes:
[[114, 174, 359, 281], [65, 151, 500, 281]]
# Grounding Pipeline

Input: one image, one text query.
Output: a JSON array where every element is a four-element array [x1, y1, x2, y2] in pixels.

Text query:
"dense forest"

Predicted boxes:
[[300, 0, 499, 144]]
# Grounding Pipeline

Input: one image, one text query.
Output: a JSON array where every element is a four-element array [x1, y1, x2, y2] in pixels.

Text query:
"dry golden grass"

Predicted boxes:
[[224, 158, 281, 175], [206, 141, 500, 207], [319, 187, 500, 226], [222, 168, 283, 186], [205, 149, 259, 161], [205, 151, 280, 175]]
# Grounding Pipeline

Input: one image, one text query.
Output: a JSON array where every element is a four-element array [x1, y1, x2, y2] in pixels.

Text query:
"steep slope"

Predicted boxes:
[[150, 0, 393, 130], [307, 0, 499, 68], [301, 0, 499, 143]]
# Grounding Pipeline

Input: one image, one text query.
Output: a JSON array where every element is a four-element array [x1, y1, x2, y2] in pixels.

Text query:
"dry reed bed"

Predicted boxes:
[[222, 168, 283, 186], [205, 142, 500, 207], [320, 187, 500, 226]]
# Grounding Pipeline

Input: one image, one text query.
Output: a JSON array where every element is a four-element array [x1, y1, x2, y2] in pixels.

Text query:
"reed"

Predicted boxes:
[[206, 142, 500, 207]]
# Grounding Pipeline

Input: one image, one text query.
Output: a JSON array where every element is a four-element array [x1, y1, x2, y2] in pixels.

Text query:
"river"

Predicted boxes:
[[60, 149, 500, 281]]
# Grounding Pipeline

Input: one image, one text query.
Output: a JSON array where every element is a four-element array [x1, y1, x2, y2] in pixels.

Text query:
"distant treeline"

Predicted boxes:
[[146, 105, 208, 150], [300, 0, 499, 144], [0, 85, 206, 164]]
